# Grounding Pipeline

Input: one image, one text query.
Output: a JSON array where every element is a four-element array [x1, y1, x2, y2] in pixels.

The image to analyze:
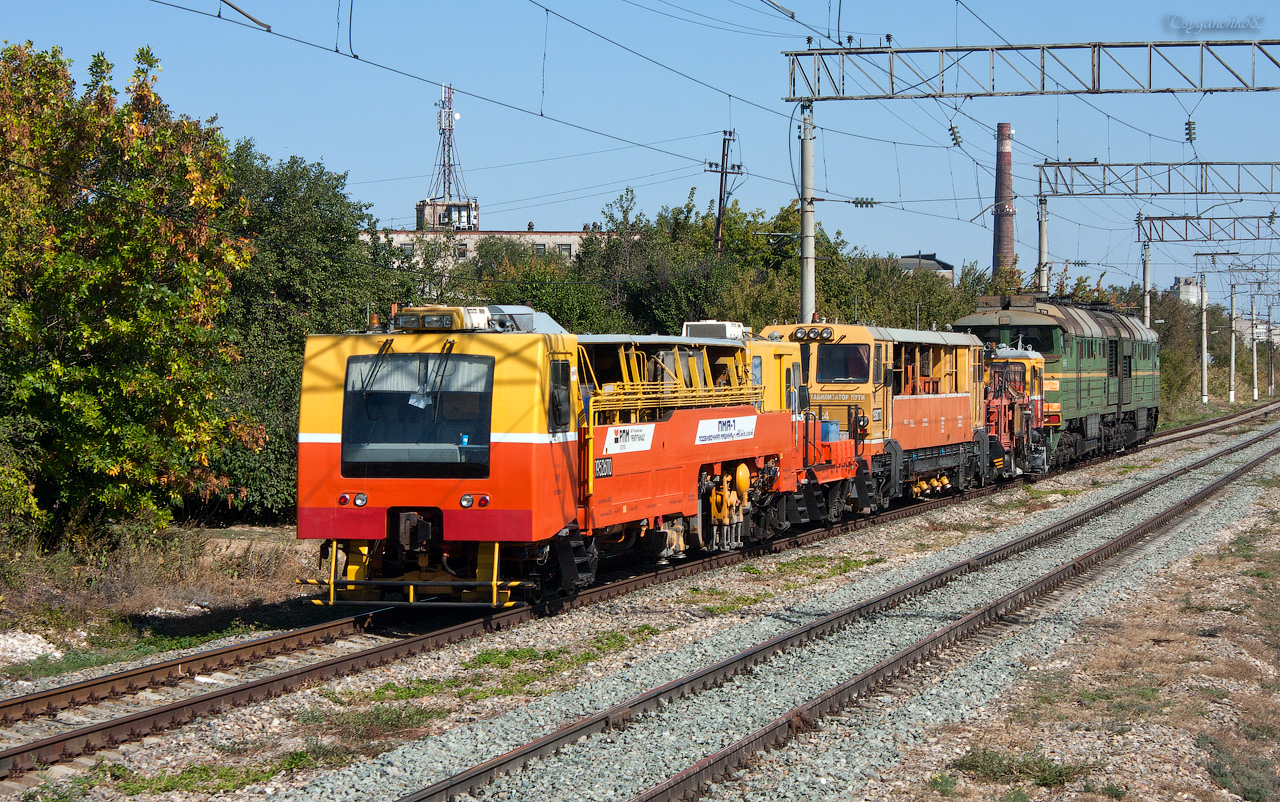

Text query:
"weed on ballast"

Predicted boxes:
[[1023, 485, 1084, 499], [1179, 592, 1247, 615], [678, 586, 773, 614], [1075, 683, 1168, 717], [1197, 733, 1280, 801], [1116, 462, 1153, 476], [20, 744, 352, 801], [333, 703, 447, 738], [925, 772, 956, 795], [1083, 780, 1127, 799], [743, 553, 884, 581], [949, 746, 1092, 787]]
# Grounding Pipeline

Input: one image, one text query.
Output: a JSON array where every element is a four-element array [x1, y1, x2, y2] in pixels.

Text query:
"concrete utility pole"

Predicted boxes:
[[705, 130, 743, 253], [992, 123, 1016, 280], [1252, 290, 1260, 401], [1230, 283, 1237, 404], [1142, 241, 1151, 327], [1269, 306, 1275, 397], [800, 104, 816, 323], [1037, 196, 1049, 292], [1201, 276, 1210, 404]]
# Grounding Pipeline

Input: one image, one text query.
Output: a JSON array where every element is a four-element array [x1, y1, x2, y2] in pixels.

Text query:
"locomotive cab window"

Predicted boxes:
[[816, 343, 871, 383], [549, 359, 572, 433], [341, 352, 495, 478]]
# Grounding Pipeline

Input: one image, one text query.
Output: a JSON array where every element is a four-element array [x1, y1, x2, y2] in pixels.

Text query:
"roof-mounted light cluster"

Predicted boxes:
[[392, 306, 493, 332], [791, 326, 835, 341]]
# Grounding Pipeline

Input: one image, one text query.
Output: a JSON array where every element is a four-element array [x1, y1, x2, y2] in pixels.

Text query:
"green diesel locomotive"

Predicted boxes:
[[954, 294, 1159, 467]]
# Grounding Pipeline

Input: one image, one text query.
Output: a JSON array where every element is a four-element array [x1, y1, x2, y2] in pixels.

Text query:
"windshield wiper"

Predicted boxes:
[[361, 339, 395, 419], [427, 339, 457, 423]]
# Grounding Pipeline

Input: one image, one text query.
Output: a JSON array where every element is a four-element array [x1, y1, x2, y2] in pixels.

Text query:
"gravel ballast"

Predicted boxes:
[[274, 429, 1280, 802]]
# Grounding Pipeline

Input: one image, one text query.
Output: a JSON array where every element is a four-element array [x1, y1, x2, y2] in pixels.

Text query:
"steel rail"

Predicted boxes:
[[633, 443, 1280, 802], [1148, 400, 1280, 444], [0, 612, 383, 726], [392, 426, 1280, 802]]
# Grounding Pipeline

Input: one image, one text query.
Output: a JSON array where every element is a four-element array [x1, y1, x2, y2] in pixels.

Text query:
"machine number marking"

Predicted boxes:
[[594, 457, 613, 478], [694, 416, 757, 445], [603, 424, 655, 455]]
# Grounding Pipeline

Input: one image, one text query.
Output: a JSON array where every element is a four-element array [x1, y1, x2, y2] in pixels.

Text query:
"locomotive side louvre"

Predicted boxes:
[[954, 295, 1159, 466]]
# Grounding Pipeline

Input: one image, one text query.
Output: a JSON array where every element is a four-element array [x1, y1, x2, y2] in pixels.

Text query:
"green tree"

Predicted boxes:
[[211, 142, 414, 520], [0, 43, 250, 531]]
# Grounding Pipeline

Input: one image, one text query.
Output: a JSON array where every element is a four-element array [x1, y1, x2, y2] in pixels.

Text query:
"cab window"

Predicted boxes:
[[816, 343, 871, 383]]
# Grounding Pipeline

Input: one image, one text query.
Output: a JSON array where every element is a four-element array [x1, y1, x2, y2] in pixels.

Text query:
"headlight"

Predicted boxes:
[[460, 494, 474, 508], [820, 327, 834, 340], [421, 314, 453, 329], [353, 493, 368, 507], [807, 327, 820, 340], [793, 327, 807, 340], [393, 314, 420, 329]]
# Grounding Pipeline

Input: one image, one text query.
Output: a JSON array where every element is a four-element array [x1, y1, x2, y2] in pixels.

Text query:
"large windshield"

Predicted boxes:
[[816, 343, 871, 383], [342, 352, 494, 478]]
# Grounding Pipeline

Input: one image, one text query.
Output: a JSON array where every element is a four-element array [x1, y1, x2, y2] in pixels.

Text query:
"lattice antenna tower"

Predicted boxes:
[[429, 85, 472, 203]]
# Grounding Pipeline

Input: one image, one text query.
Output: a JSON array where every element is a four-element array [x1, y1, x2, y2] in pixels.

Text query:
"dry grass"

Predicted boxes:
[[0, 524, 323, 667]]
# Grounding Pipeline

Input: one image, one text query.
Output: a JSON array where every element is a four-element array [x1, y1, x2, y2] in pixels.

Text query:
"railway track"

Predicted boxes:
[[1146, 399, 1280, 446], [377, 426, 1280, 802], [0, 405, 1272, 784]]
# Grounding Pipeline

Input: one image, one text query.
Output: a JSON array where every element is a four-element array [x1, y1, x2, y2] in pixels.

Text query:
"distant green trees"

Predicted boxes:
[[448, 188, 987, 336]]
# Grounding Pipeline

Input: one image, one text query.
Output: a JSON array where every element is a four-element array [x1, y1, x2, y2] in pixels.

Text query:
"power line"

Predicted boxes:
[[615, 0, 796, 38], [530, 0, 949, 150], [484, 168, 707, 214], [149, 0, 708, 166], [349, 131, 722, 186], [952, 0, 1183, 145]]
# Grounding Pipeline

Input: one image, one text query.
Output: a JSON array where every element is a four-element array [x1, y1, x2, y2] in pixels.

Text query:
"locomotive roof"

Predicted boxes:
[[765, 323, 981, 348], [487, 305, 569, 334], [861, 326, 983, 348], [576, 333, 744, 349], [953, 298, 1158, 344], [994, 345, 1044, 360]]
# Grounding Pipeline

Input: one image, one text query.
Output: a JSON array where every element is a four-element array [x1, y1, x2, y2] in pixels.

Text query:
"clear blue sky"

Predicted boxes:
[[8, 0, 1279, 309]]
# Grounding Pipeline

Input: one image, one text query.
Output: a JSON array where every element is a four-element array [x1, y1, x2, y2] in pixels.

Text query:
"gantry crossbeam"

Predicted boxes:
[[785, 40, 1280, 101], [1137, 215, 1279, 242], [1039, 161, 1280, 196]]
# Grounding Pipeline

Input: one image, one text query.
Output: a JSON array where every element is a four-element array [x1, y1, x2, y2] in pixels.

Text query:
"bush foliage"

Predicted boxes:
[[0, 43, 250, 533]]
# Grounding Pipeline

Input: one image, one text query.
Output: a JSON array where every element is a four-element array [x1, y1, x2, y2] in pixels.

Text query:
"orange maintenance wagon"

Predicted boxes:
[[297, 306, 802, 607]]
